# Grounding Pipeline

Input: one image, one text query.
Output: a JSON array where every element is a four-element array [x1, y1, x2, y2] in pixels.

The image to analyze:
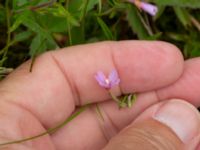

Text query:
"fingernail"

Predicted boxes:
[[153, 99, 200, 143]]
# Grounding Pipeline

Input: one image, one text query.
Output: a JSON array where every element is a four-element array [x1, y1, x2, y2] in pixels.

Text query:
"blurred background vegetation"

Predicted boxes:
[[0, 0, 200, 76]]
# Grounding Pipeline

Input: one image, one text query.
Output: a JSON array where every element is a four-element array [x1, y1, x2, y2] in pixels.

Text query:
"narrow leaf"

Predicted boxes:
[[150, 0, 200, 8], [126, 5, 149, 39], [173, 7, 191, 27], [97, 17, 114, 40], [29, 34, 46, 57], [56, 4, 80, 26], [13, 31, 32, 42]]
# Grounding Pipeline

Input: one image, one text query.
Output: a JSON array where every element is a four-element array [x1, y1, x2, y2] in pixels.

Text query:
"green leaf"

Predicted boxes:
[[70, 26, 85, 45], [0, 6, 6, 24], [13, 31, 32, 42], [166, 32, 188, 41], [150, 0, 200, 8], [97, 17, 114, 40], [45, 34, 58, 50], [16, 11, 58, 49], [0, 57, 7, 68], [146, 32, 162, 40], [23, 18, 43, 33], [67, 0, 83, 14], [12, 11, 58, 55], [35, 12, 68, 33], [87, 0, 99, 12], [173, 7, 191, 27], [55, 4, 80, 26], [184, 41, 200, 58], [13, 0, 28, 8], [68, 0, 98, 20], [29, 34, 47, 57], [126, 5, 150, 39], [153, 5, 166, 20], [9, 10, 31, 32], [79, 0, 90, 21], [12, 0, 50, 11], [97, 0, 102, 14]]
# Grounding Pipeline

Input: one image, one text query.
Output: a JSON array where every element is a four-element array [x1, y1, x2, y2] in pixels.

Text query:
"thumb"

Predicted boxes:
[[103, 99, 200, 150]]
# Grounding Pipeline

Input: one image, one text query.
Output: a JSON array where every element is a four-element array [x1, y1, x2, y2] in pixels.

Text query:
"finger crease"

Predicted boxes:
[[50, 53, 81, 106]]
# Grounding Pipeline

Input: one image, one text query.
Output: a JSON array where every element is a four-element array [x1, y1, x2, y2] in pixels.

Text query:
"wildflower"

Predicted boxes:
[[129, 0, 158, 16], [95, 70, 137, 108], [95, 70, 120, 89]]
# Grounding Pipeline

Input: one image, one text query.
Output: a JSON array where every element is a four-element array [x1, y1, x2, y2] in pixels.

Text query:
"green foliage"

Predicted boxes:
[[173, 7, 191, 27], [126, 4, 150, 39], [150, 0, 200, 8], [97, 17, 114, 40], [0, 0, 200, 70]]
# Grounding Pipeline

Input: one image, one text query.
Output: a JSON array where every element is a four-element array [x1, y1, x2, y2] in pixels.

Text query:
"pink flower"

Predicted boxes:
[[140, 2, 158, 16], [95, 70, 120, 89], [128, 0, 158, 16]]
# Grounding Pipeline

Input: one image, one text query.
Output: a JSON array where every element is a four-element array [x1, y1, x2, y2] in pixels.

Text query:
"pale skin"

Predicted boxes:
[[0, 41, 200, 149]]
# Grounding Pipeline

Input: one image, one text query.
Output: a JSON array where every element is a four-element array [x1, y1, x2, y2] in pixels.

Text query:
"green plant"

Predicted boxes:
[[0, 0, 200, 72]]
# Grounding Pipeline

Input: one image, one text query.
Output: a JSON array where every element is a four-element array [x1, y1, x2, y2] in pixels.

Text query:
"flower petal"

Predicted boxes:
[[95, 71, 109, 88], [108, 70, 120, 87], [141, 2, 158, 16]]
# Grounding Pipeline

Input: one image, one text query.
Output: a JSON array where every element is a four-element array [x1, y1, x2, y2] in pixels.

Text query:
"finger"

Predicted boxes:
[[157, 58, 200, 107], [51, 91, 158, 149], [0, 41, 184, 129], [103, 99, 200, 150], [0, 100, 55, 150]]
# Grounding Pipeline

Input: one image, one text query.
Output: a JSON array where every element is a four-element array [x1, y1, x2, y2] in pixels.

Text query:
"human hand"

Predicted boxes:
[[0, 41, 199, 150]]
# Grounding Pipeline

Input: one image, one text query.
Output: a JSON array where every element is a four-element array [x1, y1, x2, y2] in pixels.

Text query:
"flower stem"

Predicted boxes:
[[0, 0, 11, 66], [95, 104, 104, 122], [108, 90, 120, 103], [0, 105, 88, 147]]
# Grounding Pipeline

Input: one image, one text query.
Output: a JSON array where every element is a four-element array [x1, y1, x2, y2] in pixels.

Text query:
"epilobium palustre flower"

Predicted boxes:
[[95, 70, 137, 108], [95, 70, 120, 89], [129, 0, 158, 16]]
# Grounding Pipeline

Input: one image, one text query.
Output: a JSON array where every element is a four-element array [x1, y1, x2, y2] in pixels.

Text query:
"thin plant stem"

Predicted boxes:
[[108, 90, 120, 103], [0, 0, 11, 66], [5, 0, 11, 52], [65, 0, 69, 8], [80, 0, 89, 21], [80, 0, 89, 44], [95, 104, 104, 122], [0, 41, 14, 55], [98, 0, 102, 14], [0, 105, 88, 147], [97, 7, 115, 16], [30, 0, 56, 10], [190, 15, 200, 32], [29, 38, 47, 72], [67, 23, 72, 46], [14, 0, 57, 13], [65, 0, 72, 46]]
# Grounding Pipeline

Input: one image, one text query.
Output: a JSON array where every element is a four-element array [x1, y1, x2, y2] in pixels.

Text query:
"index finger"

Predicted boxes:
[[0, 41, 183, 128]]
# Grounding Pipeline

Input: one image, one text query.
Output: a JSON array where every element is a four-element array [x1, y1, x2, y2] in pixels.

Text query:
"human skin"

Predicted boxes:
[[0, 41, 199, 149]]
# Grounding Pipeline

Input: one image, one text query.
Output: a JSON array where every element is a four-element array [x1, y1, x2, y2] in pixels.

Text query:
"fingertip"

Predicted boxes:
[[157, 57, 200, 107], [112, 41, 184, 92]]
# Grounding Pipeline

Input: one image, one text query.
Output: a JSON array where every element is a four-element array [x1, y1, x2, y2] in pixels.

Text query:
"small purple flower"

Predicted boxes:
[[95, 70, 120, 89], [140, 2, 158, 16], [128, 0, 158, 16]]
